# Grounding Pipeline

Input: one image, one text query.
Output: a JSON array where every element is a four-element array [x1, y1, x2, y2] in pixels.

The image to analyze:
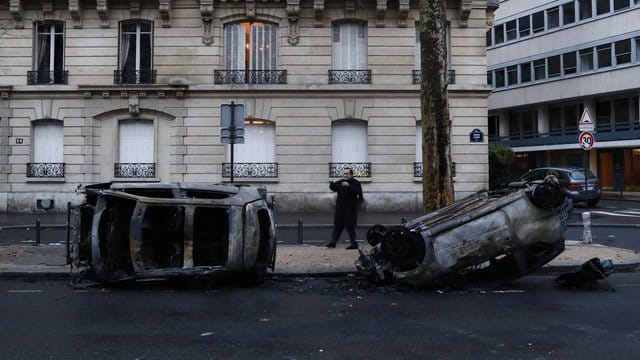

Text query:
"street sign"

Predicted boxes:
[[220, 102, 245, 144], [579, 131, 595, 150], [578, 108, 594, 132]]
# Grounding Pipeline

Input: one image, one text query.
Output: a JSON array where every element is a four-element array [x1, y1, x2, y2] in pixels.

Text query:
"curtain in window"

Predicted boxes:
[[226, 122, 275, 163], [224, 24, 246, 70], [250, 23, 278, 71], [332, 22, 367, 70], [332, 121, 367, 163], [119, 120, 154, 163], [33, 121, 63, 163]]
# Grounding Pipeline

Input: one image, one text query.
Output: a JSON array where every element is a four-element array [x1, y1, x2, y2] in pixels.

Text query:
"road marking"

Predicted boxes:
[[8, 289, 43, 293]]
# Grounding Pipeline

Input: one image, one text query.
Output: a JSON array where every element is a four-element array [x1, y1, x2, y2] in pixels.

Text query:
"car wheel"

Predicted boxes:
[[587, 198, 599, 207]]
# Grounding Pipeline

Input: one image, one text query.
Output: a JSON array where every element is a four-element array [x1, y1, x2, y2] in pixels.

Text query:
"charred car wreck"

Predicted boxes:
[[69, 183, 276, 284], [357, 180, 569, 287]]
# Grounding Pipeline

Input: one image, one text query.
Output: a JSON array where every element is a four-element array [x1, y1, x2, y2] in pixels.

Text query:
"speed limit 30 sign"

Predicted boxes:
[[579, 131, 595, 150]]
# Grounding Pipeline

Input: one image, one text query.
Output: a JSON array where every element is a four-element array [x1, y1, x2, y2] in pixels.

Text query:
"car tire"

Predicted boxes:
[[587, 198, 599, 207]]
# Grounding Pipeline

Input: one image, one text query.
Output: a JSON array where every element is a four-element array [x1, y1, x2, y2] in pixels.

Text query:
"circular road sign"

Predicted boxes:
[[579, 131, 595, 150]]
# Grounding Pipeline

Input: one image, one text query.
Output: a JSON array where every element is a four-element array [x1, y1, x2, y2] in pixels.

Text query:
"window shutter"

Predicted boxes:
[[226, 122, 275, 163], [332, 121, 367, 163], [119, 120, 154, 163], [33, 121, 63, 163], [225, 24, 245, 70]]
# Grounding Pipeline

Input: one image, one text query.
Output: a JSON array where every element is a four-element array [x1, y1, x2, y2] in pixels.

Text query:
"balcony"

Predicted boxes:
[[329, 162, 371, 178], [413, 162, 423, 177], [412, 69, 456, 85], [27, 70, 68, 85], [114, 70, 157, 85], [26, 163, 65, 178], [214, 70, 287, 85], [222, 163, 278, 178], [328, 70, 372, 84], [114, 163, 156, 178]]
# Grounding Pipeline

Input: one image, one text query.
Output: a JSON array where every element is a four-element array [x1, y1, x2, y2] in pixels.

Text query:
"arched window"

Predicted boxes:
[[31, 21, 66, 85], [116, 119, 155, 178], [28, 120, 64, 178], [217, 22, 284, 84], [117, 20, 154, 84], [224, 119, 277, 178], [330, 120, 370, 177]]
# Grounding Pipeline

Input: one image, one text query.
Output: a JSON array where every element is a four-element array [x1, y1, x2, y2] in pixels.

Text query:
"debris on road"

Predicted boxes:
[[555, 257, 615, 291]]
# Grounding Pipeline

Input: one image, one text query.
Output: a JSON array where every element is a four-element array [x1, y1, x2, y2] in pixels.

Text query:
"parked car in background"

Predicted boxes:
[[514, 167, 601, 207]]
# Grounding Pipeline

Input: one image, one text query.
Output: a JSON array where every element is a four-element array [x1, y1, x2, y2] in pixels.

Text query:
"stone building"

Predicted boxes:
[[488, 0, 640, 192], [0, 0, 495, 213]]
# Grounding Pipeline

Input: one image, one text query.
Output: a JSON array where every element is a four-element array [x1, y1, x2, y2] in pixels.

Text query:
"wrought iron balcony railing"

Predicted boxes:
[[413, 162, 423, 177], [412, 69, 456, 84], [214, 70, 287, 85], [114, 69, 157, 85], [26, 163, 65, 178], [114, 163, 156, 178], [329, 162, 371, 178], [27, 70, 68, 85], [328, 70, 372, 84], [222, 163, 278, 178]]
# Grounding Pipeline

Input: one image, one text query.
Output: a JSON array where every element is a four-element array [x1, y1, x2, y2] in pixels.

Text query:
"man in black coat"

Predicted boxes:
[[326, 167, 364, 249]]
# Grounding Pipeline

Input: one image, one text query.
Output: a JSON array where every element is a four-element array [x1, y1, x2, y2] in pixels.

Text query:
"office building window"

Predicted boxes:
[[520, 62, 531, 83], [486, 30, 492, 47], [597, 44, 612, 68], [532, 11, 545, 33], [494, 24, 504, 44], [547, 7, 560, 29], [562, 2, 576, 25], [579, 0, 593, 19], [518, 16, 530, 37], [563, 52, 577, 74], [596, 100, 611, 130], [506, 66, 518, 85], [614, 39, 631, 65], [596, 0, 611, 15], [563, 105, 580, 133], [495, 68, 505, 87], [548, 55, 561, 77], [487, 71, 493, 86], [579, 48, 594, 71], [32, 21, 65, 85], [549, 105, 562, 133], [614, 99, 630, 128], [534, 59, 546, 80], [614, 0, 631, 11], [505, 20, 517, 41]]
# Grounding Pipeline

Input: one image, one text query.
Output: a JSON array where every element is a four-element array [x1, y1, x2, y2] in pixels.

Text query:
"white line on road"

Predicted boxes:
[[7, 289, 43, 293]]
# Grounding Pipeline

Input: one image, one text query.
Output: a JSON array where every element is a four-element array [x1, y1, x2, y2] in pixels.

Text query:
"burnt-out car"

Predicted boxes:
[[69, 183, 276, 284], [357, 180, 569, 287]]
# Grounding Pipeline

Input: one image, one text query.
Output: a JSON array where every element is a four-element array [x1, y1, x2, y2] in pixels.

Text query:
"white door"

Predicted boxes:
[[332, 121, 367, 163], [33, 121, 63, 163], [226, 122, 275, 163], [119, 120, 154, 163], [332, 22, 367, 70]]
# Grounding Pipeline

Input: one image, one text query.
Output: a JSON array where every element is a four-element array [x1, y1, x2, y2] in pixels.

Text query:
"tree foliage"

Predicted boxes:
[[419, 0, 454, 213], [488, 143, 514, 190]]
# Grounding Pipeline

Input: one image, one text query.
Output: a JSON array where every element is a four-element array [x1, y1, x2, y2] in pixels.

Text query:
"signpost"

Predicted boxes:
[[220, 101, 245, 182], [578, 108, 595, 211]]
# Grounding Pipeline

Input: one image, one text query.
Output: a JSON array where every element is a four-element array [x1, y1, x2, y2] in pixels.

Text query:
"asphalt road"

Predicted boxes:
[[1, 273, 638, 360]]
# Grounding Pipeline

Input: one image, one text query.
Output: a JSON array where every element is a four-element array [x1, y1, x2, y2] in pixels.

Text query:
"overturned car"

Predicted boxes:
[[357, 180, 569, 287], [69, 183, 276, 284]]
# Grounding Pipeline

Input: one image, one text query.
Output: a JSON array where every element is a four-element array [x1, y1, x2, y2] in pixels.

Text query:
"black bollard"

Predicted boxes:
[[35, 219, 41, 246], [297, 219, 303, 244]]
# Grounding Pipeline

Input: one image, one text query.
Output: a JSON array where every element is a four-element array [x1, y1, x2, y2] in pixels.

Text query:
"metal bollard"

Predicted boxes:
[[35, 218, 41, 246], [297, 219, 303, 244], [582, 212, 592, 244]]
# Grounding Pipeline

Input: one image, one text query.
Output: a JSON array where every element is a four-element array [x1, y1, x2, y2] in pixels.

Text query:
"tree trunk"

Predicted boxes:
[[419, 0, 454, 213]]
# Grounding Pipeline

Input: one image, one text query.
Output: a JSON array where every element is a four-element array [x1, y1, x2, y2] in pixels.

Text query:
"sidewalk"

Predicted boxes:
[[0, 240, 638, 279]]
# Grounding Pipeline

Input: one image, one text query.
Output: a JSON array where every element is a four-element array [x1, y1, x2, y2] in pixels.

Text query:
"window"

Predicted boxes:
[[562, 2, 576, 25], [331, 120, 368, 177], [488, 115, 499, 139], [547, 55, 561, 77], [563, 52, 577, 74], [533, 59, 546, 80], [532, 12, 545, 33], [596, 100, 611, 130], [507, 66, 518, 85], [331, 22, 369, 84], [518, 16, 530, 38], [486, 30, 492, 47], [487, 71, 493, 86], [614, 0, 631, 11], [547, 7, 560, 29], [563, 105, 580, 133], [509, 110, 538, 138], [32, 21, 65, 85], [579, 0, 593, 19], [596, 0, 610, 15], [494, 24, 504, 44], [579, 48, 594, 72], [495, 68, 505, 87], [415, 25, 421, 70], [614, 99, 630, 129], [29, 120, 64, 178], [117, 119, 155, 178], [117, 21, 154, 84], [614, 39, 631, 65], [225, 119, 277, 178], [637, 39, 640, 62], [597, 44, 612, 68], [505, 20, 517, 41], [221, 22, 281, 84], [520, 62, 531, 83], [549, 105, 562, 133]]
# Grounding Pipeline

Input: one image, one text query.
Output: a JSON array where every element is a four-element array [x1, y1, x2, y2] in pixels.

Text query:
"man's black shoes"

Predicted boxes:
[[325, 242, 336, 248], [346, 244, 358, 250]]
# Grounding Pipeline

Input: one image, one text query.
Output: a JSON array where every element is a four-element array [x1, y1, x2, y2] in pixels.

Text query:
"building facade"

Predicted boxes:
[[487, 0, 640, 192], [0, 0, 494, 213]]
